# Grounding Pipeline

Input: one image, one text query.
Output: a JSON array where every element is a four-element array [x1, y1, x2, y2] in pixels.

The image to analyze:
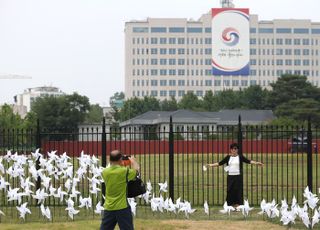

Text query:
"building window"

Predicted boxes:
[[205, 80, 212, 86], [178, 90, 185, 96], [133, 27, 148, 33], [178, 38, 185, 44], [178, 80, 185, 86], [250, 28, 257, 33], [178, 59, 185, 65], [160, 69, 167, 75], [160, 49, 167, 55], [205, 48, 212, 55], [205, 70, 211, 76], [151, 59, 158, 65], [196, 91, 203, 97], [213, 80, 221, 86], [205, 28, 211, 33], [151, 27, 167, 33], [151, 48, 157, 55], [312, 29, 320, 34], [303, 39, 310, 45], [151, 80, 158, 86], [250, 59, 257, 65], [160, 59, 167, 65], [169, 80, 176, 86], [178, 48, 185, 55], [294, 49, 301, 55], [241, 80, 248, 86], [285, 59, 292, 65], [285, 49, 292, 55], [303, 60, 310, 66], [169, 27, 185, 33], [160, 80, 167, 86], [169, 48, 176, 55], [250, 38, 257, 45], [285, 39, 292, 45], [169, 90, 176, 97], [187, 27, 203, 33], [232, 80, 239, 86], [294, 59, 301, 66], [276, 49, 283, 55], [250, 49, 257, 55], [205, 38, 212, 44], [169, 69, 176, 75], [258, 28, 274, 33], [293, 28, 309, 34], [250, 70, 257, 75], [276, 28, 292, 34], [276, 59, 283, 65], [160, 90, 167, 97], [169, 59, 176, 65], [151, 90, 158, 96], [151, 38, 158, 44], [151, 69, 158, 75], [178, 69, 185, 76], [160, 38, 167, 44], [276, 39, 283, 45], [294, 39, 301, 45], [169, 38, 176, 44], [303, 49, 310, 55]]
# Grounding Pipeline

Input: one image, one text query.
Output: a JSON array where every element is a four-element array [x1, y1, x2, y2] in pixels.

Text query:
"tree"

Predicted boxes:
[[31, 93, 90, 131], [85, 104, 103, 123], [119, 96, 160, 121], [202, 91, 216, 111], [212, 89, 243, 110], [268, 74, 320, 109], [275, 98, 320, 125], [160, 96, 178, 111], [241, 86, 269, 109], [0, 104, 23, 129], [109, 92, 125, 122], [178, 92, 202, 111]]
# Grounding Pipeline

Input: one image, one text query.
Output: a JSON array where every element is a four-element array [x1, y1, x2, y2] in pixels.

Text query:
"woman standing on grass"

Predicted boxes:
[[207, 143, 263, 208]]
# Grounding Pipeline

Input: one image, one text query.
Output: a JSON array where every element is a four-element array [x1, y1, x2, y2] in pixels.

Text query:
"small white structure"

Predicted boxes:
[[14, 86, 65, 115]]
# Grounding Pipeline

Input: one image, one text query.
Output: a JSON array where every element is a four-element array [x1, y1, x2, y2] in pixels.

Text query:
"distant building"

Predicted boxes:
[[119, 109, 275, 140], [125, 6, 320, 100], [14, 86, 65, 116]]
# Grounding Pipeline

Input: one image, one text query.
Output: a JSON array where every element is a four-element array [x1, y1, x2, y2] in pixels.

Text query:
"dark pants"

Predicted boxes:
[[226, 175, 243, 206], [100, 207, 133, 230]]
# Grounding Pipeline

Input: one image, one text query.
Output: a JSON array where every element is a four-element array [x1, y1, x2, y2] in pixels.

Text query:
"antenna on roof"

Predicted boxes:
[[220, 0, 235, 8]]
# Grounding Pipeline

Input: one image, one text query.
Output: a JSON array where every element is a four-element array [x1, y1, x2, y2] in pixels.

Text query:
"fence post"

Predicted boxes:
[[101, 117, 107, 203], [169, 116, 174, 201], [307, 117, 313, 192], [237, 115, 243, 156], [36, 119, 41, 191]]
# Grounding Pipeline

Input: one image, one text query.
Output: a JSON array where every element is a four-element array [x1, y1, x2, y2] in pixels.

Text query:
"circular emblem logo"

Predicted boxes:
[[222, 27, 240, 46]]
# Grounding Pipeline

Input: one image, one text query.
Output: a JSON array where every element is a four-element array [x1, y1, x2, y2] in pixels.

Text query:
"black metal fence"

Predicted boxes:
[[1, 117, 320, 208]]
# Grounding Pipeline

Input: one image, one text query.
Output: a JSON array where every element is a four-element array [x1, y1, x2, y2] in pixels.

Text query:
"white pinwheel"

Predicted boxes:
[[32, 188, 48, 204], [40, 204, 51, 220], [236, 199, 253, 217], [204, 200, 209, 215], [158, 181, 168, 193], [94, 201, 104, 215], [220, 201, 235, 215], [16, 202, 31, 220]]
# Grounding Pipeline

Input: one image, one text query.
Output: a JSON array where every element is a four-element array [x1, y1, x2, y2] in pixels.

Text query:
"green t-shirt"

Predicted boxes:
[[101, 165, 137, 211]]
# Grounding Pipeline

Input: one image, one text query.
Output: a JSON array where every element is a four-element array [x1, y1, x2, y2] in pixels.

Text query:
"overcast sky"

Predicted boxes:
[[0, 0, 319, 106]]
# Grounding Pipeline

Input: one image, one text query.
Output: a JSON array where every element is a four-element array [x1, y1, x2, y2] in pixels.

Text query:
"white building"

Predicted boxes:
[[14, 86, 65, 115], [125, 5, 320, 100]]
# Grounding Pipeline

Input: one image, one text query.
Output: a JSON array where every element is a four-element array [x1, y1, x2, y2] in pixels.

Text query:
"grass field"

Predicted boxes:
[[136, 153, 320, 205], [1, 153, 320, 208]]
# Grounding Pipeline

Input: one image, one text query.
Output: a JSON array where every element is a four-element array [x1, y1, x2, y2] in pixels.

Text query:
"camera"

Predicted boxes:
[[121, 154, 131, 166]]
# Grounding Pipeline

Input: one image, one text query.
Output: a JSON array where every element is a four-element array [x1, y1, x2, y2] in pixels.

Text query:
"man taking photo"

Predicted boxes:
[[100, 150, 140, 230]]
